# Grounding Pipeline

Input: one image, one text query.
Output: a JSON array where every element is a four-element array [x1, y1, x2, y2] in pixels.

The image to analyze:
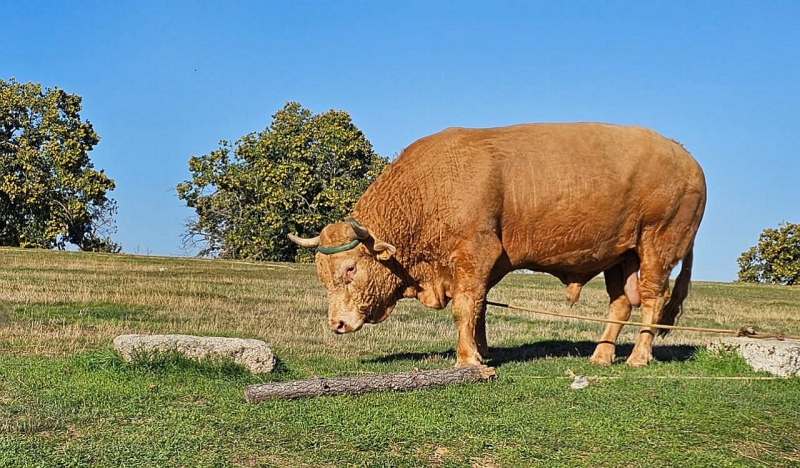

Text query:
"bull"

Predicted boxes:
[[290, 123, 706, 367]]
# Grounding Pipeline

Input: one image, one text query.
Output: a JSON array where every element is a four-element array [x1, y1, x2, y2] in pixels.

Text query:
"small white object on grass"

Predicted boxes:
[[113, 334, 275, 374], [566, 368, 591, 390], [570, 375, 590, 390]]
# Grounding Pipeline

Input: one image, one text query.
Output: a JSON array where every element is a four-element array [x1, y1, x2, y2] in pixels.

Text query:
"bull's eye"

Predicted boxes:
[[344, 265, 356, 284]]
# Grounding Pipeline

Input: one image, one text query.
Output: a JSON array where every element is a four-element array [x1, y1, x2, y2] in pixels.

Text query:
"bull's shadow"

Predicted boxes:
[[364, 340, 698, 367]]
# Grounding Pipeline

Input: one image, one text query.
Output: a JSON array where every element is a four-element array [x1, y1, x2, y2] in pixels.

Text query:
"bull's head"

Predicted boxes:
[[289, 219, 403, 334]]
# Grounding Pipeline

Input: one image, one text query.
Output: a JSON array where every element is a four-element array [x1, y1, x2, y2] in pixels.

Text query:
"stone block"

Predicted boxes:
[[113, 334, 275, 374], [709, 337, 800, 377]]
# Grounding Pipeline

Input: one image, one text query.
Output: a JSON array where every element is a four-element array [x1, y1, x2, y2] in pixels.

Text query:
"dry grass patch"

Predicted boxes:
[[2, 248, 800, 364]]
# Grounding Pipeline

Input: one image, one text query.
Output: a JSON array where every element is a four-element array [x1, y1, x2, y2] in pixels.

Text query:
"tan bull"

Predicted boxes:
[[290, 123, 706, 367]]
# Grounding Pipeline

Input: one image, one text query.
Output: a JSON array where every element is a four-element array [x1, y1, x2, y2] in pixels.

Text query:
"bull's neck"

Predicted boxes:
[[352, 211, 448, 297], [350, 158, 449, 291], [351, 201, 430, 285], [350, 208, 418, 265]]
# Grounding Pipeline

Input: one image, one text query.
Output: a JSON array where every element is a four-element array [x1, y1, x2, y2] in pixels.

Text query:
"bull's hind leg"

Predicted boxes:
[[589, 265, 632, 366], [626, 244, 672, 368]]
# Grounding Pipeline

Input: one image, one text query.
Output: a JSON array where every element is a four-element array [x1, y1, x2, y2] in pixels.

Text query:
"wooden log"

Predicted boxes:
[[244, 366, 496, 403]]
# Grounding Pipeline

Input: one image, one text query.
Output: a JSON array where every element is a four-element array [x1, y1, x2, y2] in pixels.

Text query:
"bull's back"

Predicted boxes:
[[412, 123, 704, 270]]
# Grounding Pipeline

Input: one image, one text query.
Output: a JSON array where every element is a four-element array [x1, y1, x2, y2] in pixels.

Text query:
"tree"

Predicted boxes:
[[0, 78, 119, 252], [177, 102, 387, 262], [737, 222, 800, 285]]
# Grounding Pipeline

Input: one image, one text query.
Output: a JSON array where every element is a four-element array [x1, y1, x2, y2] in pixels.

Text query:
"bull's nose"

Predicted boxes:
[[331, 320, 350, 334]]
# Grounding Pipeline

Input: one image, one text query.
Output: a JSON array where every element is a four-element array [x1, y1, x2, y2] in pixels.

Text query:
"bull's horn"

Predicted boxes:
[[347, 223, 370, 240], [288, 233, 321, 248]]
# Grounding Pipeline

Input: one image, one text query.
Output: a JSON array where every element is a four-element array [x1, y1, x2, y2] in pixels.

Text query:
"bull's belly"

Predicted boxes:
[[500, 227, 636, 275], [488, 248, 624, 289], [512, 252, 624, 277]]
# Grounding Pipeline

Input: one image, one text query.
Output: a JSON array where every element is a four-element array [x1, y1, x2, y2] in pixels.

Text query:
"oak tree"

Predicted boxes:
[[0, 78, 118, 251], [737, 222, 800, 285], [177, 102, 387, 262]]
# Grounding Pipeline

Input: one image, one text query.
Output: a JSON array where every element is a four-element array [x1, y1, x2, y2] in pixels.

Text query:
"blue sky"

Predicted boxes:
[[3, 1, 798, 281]]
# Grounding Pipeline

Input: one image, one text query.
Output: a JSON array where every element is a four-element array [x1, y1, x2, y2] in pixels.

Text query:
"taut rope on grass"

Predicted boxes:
[[486, 301, 800, 341]]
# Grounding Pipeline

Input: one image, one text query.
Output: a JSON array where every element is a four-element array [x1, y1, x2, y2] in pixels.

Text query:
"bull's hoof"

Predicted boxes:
[[625, 353, 653, 368], [589, 343, 616, 366], [455, 356, 482, 368], [589, 353, 615, 366]]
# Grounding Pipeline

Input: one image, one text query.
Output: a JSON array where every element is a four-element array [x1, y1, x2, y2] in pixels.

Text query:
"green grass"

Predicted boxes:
[[1, 248, 799, 466]]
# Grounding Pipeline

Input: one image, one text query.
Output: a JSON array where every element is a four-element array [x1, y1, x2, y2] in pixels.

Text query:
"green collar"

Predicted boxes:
[[316, 218, 363, 255]]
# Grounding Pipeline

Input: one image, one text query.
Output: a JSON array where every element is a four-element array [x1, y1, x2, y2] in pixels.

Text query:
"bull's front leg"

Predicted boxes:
[[451, 236, 502, 367], [451, 286, 486, 367]]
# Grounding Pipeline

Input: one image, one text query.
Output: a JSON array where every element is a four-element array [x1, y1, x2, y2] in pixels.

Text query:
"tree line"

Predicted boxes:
[[1, 78, 796, 284]]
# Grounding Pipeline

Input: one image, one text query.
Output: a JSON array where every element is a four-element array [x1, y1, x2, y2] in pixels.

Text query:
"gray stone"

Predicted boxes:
[[113, 334, 275, 374], [708, 337, 800, 377]]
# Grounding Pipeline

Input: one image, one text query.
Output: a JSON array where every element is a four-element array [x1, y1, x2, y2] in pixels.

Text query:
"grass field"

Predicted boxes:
[[1, 248, 800, 467]]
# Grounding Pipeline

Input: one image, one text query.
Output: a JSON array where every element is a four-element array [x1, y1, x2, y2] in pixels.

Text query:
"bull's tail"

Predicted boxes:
[[657, 246, 694, 337]]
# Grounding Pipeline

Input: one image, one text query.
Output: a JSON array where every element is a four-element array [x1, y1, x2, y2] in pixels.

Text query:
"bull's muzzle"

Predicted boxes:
[[331, 320, 350, 334], [328, 316, 364, 334]]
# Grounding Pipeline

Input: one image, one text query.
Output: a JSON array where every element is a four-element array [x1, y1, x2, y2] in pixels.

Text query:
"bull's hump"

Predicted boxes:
[[437, 122, 636, 134]]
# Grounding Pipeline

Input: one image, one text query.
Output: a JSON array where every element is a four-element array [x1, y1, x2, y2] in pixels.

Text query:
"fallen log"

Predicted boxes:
[[244, 366, 496, 403]]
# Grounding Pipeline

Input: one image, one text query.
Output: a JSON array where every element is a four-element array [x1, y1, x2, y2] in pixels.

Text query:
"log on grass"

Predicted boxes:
[[244, 366, 496, 402]]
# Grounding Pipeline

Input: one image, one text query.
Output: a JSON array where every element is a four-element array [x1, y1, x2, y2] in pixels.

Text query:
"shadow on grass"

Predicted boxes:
[[365, 340, 699, 367]]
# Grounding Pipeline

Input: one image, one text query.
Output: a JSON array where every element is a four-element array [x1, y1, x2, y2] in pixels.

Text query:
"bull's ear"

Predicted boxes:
[[373, 241, 396, 261]]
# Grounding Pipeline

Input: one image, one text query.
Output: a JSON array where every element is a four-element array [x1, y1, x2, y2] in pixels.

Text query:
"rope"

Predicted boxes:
[[485, 301, 800, 341], [513, 375, 787, 380]]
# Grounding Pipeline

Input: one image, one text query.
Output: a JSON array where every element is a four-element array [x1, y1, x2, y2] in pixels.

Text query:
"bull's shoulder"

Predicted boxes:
[[398, 126, 467, 153]]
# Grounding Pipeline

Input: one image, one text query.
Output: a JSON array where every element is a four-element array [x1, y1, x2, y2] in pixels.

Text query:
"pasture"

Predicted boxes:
[[1, 248, 799, 466]]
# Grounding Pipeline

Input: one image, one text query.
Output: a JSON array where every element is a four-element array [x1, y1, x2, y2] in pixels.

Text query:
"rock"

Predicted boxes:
[[113, 334, 275, 374], [708, 337, 800, 377]]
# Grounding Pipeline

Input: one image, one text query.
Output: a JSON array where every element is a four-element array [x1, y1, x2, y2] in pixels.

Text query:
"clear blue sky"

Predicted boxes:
[[4, 1, 798, 282]]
